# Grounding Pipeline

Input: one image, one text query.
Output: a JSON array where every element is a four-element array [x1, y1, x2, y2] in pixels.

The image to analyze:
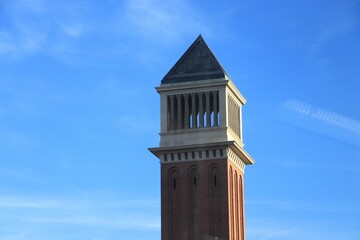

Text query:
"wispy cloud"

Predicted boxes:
[[0, 0, 91, 60], [281, 99, 360, 134], [247, 217, 360, 240], [123, 0, 209, 43], [0, 168, 39, 182], [0, 194, 160, 234], [57, 22, 83, 38], [17, 214, 160, 230], [1, 0, 209, 63], [275, 160, 360, 173], [307, 24, 353, 67], [117, 114, 157, 132], [0, 29, 46, 58], [0, 128, 39, 147], [275, 99, 360, 147], [247, 226, 299, 240], [0, 194, 159, 210], [247, 199, 360, 213]]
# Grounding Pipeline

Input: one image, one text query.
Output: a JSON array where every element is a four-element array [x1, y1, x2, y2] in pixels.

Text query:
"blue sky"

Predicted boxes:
[[0, 0, 359, 239]]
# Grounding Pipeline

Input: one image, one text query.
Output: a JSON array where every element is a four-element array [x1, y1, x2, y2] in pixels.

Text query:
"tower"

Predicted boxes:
[[149, 35, 254, 240]]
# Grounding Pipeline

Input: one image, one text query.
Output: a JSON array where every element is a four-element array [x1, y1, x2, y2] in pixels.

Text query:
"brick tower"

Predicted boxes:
[[149, 35, 254, 240]]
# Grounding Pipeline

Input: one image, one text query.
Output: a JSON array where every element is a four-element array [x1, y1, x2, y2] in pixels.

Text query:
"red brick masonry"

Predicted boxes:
[[161, 158, 245, 240]]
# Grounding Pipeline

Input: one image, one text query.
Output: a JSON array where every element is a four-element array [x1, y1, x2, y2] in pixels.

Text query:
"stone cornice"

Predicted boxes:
[[148, 141, 254, 172], [156, 79, 228, 93]]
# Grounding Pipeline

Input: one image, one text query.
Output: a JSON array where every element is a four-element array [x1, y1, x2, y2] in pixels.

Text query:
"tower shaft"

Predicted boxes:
[[149, 35, 254, 240]]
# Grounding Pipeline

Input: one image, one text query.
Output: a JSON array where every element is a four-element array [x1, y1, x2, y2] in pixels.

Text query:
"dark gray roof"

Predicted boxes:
[[162, 35, 228, 84]]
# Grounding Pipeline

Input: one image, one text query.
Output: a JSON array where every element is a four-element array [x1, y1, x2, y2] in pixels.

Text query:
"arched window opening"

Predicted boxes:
[[189, 113, 193, 128], [190, 167, 199, 190], [211, 111, 215, 126], [204, 112, 207, 127], [173, 178, 177, 190], [169, 169, 179, 192], [197, 113, 200, 128]]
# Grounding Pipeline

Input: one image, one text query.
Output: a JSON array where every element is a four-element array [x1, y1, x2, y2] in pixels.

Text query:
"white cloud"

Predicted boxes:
[[247, 199, 360, 213], [0, 129, 39, 147], [0, 194, 160, 231], [281, 99, 360, 134], [123, 0, 209, 42], [0, 29, 46, 58], [0, 0, 211, 64], [0, 168, 39, 182], [0, 0, 89, 60], [117, 114, 157, 132], [58, 22, 83, 38], [275, 99, 360, 147], [276, 160, 360, 173], [248, 227, 299, 240]]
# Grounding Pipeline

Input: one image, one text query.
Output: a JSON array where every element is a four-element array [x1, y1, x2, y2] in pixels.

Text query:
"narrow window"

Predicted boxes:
[[192, 152, 195, 159], [197, 113, 200, 128], [199, 151, 202, 158], [193, 177, 197, 188], [185, 152, 188, 160], [173, 179, 177, 190], [213, 150, 216, 157], [214, 175, 217, 187], [220, 149, 224, 157], [171, 153, 174, 161], [211, 111, 215, 126], [164, 154, 168, 162], [206, 150, 209, 158], [204, 112, 207, 127], [177, 153, 181, 160], [189, 114, 193, 128]]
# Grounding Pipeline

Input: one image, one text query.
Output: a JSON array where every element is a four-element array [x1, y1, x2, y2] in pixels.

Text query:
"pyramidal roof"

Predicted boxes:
[[162, 35, 229, 84]]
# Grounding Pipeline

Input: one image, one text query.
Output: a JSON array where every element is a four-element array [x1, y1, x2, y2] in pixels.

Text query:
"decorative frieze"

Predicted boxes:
[[227, 148, 246, 173], [159, 147, 246, 172]]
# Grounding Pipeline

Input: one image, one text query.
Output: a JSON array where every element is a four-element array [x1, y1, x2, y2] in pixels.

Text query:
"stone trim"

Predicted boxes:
[[149, 141, 254, 166], [160, 148, 226, 163], [157, 147, 246, 173], [227, 148, 246, 173]]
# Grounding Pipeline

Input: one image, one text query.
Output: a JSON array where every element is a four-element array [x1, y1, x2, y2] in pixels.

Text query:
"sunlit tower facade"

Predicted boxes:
[[149, 35, 254, 240]]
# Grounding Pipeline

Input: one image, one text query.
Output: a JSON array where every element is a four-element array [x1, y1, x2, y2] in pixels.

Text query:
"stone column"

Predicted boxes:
[[212, 91, 219, 127], [191, 93, 197, 128], [170, 95, 175, 130], [184, 93, 189, 129], [176, 94, 182, 130], [205, 91, 211, 127], [199, 92, 204, 128]]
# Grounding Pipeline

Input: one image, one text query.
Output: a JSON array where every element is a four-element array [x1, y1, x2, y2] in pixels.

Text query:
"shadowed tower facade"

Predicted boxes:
[[149, 35, 254, 240]]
